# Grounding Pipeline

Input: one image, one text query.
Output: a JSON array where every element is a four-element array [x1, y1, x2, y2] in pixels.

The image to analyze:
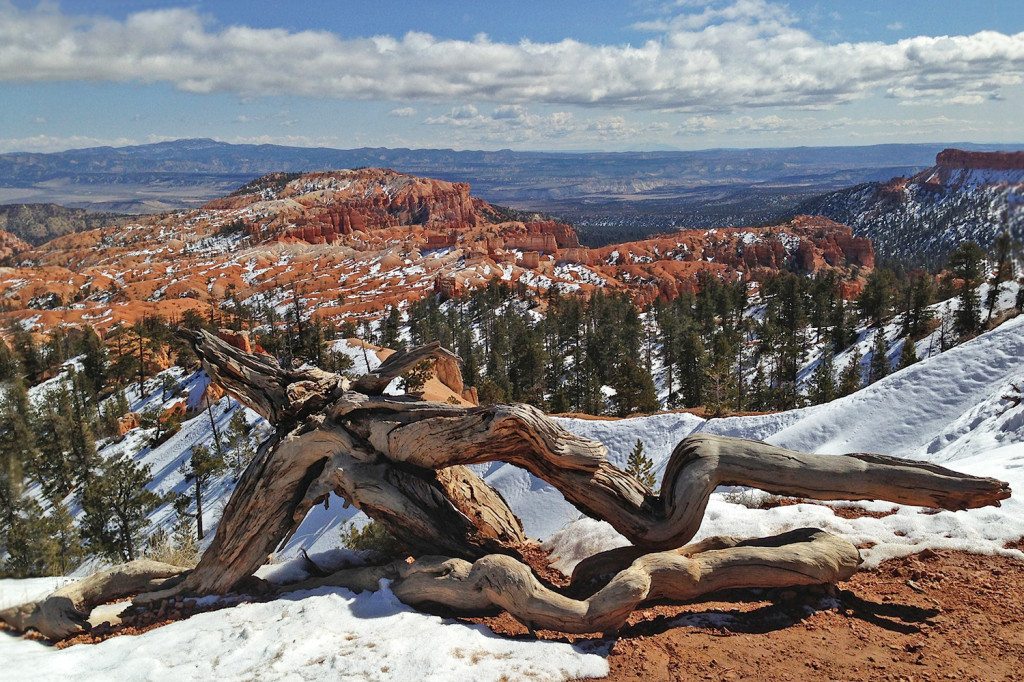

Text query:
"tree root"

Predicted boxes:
[[0, 560, 188, 641], [281, 528, 860, 635]]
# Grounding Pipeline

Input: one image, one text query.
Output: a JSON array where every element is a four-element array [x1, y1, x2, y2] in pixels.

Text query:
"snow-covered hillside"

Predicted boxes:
[[0, 580, 608, 681], [536, 314, 1024, 571], [2, 313, 1022, 681], [799, 154, 1023, 263]]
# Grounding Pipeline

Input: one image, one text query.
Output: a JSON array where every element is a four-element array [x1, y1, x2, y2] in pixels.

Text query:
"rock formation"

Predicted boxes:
[[0, 169, 874, 335], [799, 149, 1023, 262]]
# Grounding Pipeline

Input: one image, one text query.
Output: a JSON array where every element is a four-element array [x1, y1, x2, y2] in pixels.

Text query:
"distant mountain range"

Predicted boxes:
[[0, 138, 1020, 229]]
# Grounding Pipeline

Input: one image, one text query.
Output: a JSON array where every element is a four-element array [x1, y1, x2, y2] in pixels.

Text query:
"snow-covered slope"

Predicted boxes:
[[720, 313, 1024, 457], [2, 312, 1022, 682], [0, 582, 608, 681], [533, 316, 1024, 571], [799, 151, 1023, 263]]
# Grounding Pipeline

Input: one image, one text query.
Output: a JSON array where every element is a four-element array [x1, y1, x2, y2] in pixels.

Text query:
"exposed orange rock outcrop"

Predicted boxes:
[[0, 230, 30, 261], [117, 412, 141, 436], [0, 170, 873, 339], [935, 148, 1024, 172]]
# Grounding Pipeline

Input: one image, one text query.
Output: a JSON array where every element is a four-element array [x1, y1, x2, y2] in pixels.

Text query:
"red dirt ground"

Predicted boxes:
[[468, 549, 1024, 681], [12, 548, 1023, 681]]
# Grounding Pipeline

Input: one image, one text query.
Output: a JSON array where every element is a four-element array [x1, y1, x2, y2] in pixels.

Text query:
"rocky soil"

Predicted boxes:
[[472, 549, 1024, 681]]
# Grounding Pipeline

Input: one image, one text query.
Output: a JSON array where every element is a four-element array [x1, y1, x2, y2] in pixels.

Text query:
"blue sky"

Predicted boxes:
[[2, 0, 1023, 153]]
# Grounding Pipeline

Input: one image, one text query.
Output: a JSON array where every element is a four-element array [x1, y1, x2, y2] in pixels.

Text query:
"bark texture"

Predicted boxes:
[[176, 332, 1010, 608]]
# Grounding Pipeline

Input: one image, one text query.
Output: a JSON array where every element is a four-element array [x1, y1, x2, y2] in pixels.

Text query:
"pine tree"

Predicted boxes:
[[459, 330, 480, 389], [132, 322, 149, 396], [986, 231, 1018, 323], [0, 380, 35, 530], [899, 272, 935, 340], [79, 325, 109, 393], [225, 408, 256, 477], [838, 348, 863, 397], [180, 443, 226, 540], [611, 356, 660, 417], [704, 333, 739, 417], [508, 316, 546, 406], [869, 330, 890, 384], [171, 495, 199, 562], [0, 340, 19, 382], [677, 328, 706, 408], [809, 349, 837, 405], [625, 439, 657, 490], [399, 359, 434, 397], [748, 362, 770, 411], [1, 496, 62, 578], [80, 455, 161, 562], [656, 303, 679, 406], [160, 373, 179, 401], [10, 328, 42, 382], [829, 297, 854, 352], [898, 336, 919, 369], [28, 388, 77, 500], [46, 498, 83, 575], [379, 305, 404, 351], [144, 494, 200, 567], [99, 389, 131, 438], [947, 241, 985, 340], [857, 269, 895, 327]]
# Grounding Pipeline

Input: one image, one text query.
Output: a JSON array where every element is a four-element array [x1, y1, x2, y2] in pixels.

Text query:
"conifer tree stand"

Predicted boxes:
[[3, 331, 1010, 641]]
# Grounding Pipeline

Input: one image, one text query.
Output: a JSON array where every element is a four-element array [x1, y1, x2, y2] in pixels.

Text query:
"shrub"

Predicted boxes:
[[339, 520, 405, 557]]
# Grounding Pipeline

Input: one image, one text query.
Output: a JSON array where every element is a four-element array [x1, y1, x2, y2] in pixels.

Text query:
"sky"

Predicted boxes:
[[1, 0, 1023, 153]]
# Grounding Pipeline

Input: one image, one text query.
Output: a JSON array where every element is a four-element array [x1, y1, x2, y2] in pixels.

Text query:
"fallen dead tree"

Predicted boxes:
[[2, 331, 1011, 641]]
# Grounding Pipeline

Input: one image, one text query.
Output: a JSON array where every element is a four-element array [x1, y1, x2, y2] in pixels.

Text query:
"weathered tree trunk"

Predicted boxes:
[[0, 561, 187, 640], [282, 528, 861, 634], [176, 331, 1007, 606], [170, 332, 526, 596], [380, 405, 1008, 549], [2, 332, 1010, 640]]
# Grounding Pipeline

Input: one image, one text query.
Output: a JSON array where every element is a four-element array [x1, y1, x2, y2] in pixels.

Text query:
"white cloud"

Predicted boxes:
[[0, 2, 1021, 115], [675, 113, 983, 139], [422, 104, 675, 145], [887, 22, 904, 31], [0, 134, 138, 153], [388, 107, 416, 117]]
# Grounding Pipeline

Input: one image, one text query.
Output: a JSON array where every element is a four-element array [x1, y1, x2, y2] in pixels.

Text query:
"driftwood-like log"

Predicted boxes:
[[0, 560, 187, 640], [169, 331, 526, 595], [378, 405, 1011, 549], [7, 334, 1009, 641], [177, 332, 1007, 593], [173, 417, 526, 596], [281, 528, 860, 634]]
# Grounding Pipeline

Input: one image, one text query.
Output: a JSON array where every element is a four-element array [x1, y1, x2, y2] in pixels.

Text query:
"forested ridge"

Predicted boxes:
[[0, 232, 1020, 579]]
